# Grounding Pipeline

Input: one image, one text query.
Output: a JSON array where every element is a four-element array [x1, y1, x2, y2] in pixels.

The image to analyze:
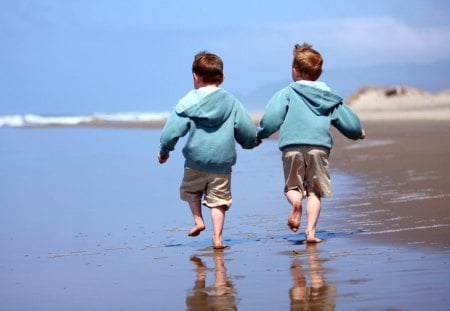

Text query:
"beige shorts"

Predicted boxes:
[[180, 168, 232, 209], [282, 145, 332, 197]]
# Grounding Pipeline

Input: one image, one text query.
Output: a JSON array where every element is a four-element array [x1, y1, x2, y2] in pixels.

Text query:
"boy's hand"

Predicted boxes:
[[158, 153, 169, 164], [360, 129, 366, 139]]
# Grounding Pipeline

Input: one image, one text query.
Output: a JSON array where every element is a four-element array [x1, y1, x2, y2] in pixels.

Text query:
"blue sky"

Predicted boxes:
[[1, 0, 449, 114]]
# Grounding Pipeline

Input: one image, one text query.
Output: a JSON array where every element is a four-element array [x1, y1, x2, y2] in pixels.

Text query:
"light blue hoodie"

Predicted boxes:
[[257, 81, 363, 150], [159, 88, 257, 173]]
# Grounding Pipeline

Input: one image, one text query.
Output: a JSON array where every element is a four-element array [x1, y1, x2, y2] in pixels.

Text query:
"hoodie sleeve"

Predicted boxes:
[[331, 102, 364, 140], [234, 103, 258, 149], [257, 88, 289, 139], [159, 110, 190, 155]]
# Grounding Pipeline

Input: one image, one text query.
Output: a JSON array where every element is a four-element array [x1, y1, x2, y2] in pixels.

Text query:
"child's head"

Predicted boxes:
[[192, 51, 224, 87], [292, 43, 323, 81]]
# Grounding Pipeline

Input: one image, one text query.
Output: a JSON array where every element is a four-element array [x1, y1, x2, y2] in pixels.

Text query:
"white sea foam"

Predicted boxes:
[[0, 115, 25, 127], [92, 112, 169, 122], [0, 112, 169, 128], [23, 114, 94, 125]]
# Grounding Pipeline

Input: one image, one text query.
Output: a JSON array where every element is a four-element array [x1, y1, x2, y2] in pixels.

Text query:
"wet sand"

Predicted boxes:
[[1, 122, 450, 310], [331, 120, 450, 249]]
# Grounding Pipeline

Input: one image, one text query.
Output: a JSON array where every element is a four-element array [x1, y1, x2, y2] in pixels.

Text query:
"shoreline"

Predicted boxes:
[[3, 109, 450, 129]]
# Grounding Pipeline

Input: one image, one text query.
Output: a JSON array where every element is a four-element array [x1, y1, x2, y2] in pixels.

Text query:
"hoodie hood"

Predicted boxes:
[[175, 88, 234, 127], [290, 82, 342, 116]]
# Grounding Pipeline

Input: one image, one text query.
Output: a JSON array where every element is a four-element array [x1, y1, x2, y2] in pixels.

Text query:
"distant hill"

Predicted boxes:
[[347, 86, 450, 121]]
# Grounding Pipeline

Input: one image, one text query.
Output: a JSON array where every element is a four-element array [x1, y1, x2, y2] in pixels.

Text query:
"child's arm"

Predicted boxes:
[[256, 88, 289, 140], [234, 103, 259, 149], [331, 102, 365, 140], [158, 111, 190, 163]]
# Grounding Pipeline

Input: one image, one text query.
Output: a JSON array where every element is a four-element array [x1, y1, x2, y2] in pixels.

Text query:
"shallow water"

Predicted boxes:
[[1, 129, 449, 310]]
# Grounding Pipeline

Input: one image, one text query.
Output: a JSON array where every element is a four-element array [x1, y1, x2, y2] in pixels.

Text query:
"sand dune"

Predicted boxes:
[[346, 86, 450, 121]]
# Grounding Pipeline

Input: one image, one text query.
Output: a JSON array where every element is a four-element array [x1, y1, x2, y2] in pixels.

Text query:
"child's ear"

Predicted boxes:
[[193, 73, 201, 88], [292, 68, 299, 81], [193, 73, 199, 83]]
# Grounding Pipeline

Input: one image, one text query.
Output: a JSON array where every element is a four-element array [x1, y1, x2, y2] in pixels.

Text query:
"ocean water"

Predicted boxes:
[[1, 128, 449, 310]]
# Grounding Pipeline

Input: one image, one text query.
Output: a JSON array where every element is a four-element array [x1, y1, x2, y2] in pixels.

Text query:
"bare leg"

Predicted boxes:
[[290, 259, 307, 304], [190, 256, 206, 289], [286, 190, 303, 232], [188, 200, 206, 237], [307, 244, 324, 288], [211, 205, 227, 249], [305, 194, 322, 243], [212, 250, 230, 295]]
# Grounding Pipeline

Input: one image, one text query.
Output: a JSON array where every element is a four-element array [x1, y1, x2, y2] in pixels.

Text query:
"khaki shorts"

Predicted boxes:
[[180, 168, 232, 209], [282, 145, 332, 197]]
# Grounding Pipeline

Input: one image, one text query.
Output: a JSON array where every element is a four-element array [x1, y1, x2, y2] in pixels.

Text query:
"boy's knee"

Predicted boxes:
[[292, 200, 302, 209]]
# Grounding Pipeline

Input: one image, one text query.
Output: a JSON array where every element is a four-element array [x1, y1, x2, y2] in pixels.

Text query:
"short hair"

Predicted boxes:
[[292, 43, 323, 81], [192, 51, 224, 84]]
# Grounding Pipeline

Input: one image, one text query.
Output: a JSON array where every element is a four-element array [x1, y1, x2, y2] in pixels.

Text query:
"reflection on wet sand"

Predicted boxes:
[[186, 250, 237, 310], [290, 245, 336, 310]]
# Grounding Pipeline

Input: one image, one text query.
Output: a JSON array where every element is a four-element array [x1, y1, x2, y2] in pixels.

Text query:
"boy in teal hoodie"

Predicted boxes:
[[158, 51, 258, 249], [257, 43, 365, 243]]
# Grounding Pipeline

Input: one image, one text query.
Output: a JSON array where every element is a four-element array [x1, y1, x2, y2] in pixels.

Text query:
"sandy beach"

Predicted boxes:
[[1, 87, 450, 310]]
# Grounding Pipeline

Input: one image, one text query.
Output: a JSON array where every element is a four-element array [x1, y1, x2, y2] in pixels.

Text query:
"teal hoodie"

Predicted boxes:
[[159, 88, 257, 173], [257, 82, 363, 150]]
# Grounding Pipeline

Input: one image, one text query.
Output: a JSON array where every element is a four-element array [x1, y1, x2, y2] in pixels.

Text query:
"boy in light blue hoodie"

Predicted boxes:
[[257, 43, 365, 243], [158, 51, 258, 249]]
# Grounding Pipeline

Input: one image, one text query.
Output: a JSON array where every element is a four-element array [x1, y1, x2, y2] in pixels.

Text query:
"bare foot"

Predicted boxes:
[[287, 206, 302, 232], [212, 236, 228, 249], [213, 244, 228, 250], [287, 219, 300, 232], [190, 256, 206, 269], [188, 224, 205, 237], [305, 229, 322, 243]]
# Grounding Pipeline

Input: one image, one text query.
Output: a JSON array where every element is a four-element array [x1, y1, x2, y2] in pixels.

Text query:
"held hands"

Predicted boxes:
[[158, 153, 169, 164], [255, 138, 263, 147]]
